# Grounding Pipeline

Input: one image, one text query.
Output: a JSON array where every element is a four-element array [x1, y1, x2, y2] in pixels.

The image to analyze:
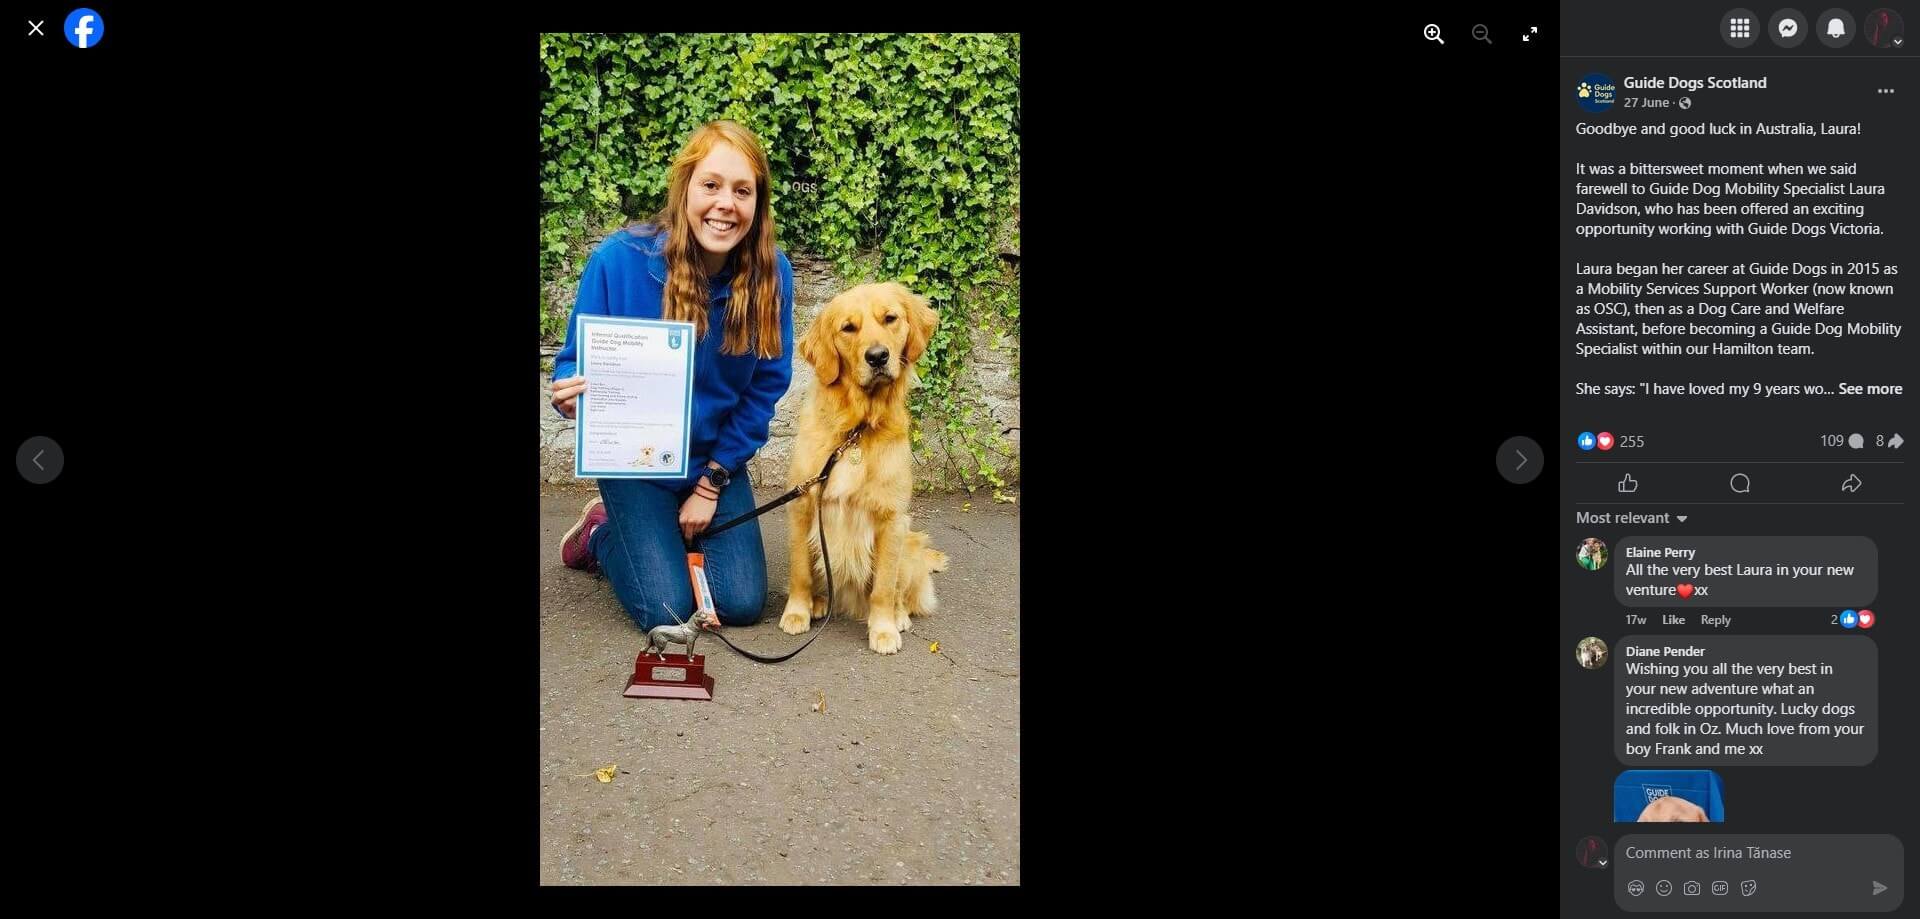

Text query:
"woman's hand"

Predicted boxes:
[[680, 491, 718, 542], [551, 376, 587, 418]]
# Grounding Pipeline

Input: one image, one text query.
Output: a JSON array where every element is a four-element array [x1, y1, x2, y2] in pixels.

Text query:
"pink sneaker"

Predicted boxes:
[[561, 497, 606, 571]]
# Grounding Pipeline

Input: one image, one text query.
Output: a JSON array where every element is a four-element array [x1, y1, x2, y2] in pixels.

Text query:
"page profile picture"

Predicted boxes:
[[1576, 73, 1617, 113]]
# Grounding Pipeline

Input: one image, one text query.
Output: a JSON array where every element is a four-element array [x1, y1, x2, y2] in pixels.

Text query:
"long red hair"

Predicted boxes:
[[646, 120, 782, 358]]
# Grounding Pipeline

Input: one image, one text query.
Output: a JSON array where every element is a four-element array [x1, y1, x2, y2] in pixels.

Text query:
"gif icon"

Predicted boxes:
[[64, 8, 104, 49]]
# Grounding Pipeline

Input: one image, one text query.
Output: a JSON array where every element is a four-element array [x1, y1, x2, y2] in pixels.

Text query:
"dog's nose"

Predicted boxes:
[[865, 346, 890, 369]]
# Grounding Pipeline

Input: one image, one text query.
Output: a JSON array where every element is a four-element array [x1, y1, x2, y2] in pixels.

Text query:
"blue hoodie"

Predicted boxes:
[[552, 226, 795, 485]]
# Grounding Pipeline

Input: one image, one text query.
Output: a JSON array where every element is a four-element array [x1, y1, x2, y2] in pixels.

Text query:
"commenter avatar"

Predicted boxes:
[[1577, 537, 1610, 571], [1576, 637, 1610, 670]]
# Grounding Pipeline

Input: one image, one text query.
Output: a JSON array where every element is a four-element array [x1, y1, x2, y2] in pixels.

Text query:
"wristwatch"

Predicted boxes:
[[701, 465, 731, 489]]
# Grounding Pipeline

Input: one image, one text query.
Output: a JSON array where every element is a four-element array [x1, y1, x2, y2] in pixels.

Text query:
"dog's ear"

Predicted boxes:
[[893, 284, 939, 366], [799, 305, 842, 386]]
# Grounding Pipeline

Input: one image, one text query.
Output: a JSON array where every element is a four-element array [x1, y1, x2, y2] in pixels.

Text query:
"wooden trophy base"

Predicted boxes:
[[624, 652, 715, 701]]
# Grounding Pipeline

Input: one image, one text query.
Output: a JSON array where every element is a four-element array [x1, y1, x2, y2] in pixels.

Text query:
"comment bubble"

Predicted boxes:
[[1615, 635, 1876, 766], [1612, 536, 1877, 607]]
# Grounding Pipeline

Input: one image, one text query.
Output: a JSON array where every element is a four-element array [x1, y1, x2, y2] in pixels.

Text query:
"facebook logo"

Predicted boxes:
[[64, 9, 103, 49]]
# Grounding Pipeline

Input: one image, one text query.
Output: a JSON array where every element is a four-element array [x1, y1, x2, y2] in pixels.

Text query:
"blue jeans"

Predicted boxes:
[[588, 472, 769, 632]]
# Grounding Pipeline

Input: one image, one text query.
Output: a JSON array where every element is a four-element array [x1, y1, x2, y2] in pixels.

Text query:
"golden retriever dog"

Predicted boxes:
[[780, 282, 950, 654]]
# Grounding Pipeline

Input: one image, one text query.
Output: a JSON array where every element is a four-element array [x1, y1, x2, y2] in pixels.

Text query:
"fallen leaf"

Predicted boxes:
[[594, 765, 617, 783], [929, 641, 940, 654], [811, 690, 827, 714]]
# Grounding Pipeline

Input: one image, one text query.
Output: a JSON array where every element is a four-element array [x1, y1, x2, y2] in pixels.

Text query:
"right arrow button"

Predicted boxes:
[[1496, 436, 1543, 485]]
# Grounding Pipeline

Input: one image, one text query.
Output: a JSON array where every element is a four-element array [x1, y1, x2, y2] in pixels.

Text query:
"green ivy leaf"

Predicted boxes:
[[541, 33, 1019, 491]]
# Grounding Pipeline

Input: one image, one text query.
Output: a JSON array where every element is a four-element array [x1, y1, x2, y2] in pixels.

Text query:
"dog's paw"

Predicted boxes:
[[779, 598, 813, 635], [868, 624, 903, 655], [812, 594, 829, 620]]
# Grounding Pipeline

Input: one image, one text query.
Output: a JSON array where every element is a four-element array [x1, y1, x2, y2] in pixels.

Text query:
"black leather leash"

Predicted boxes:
[[688, 424, 864, 663]]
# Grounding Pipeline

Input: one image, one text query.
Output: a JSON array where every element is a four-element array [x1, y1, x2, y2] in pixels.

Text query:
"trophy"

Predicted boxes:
[[624, 557, 723, 701]]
